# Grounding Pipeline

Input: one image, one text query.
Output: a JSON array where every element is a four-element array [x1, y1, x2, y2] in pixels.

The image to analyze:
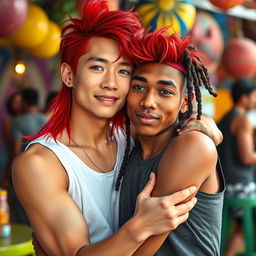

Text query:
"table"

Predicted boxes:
[[0, 224, 34, 256]]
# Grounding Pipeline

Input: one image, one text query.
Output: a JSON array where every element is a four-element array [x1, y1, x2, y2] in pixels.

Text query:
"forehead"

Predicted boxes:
[[133, 63, 185, 88], [80, 37, 129, 63]]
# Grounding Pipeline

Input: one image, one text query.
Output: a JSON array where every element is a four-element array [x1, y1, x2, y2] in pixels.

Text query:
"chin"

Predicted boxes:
[[136, 127, 159, 137]]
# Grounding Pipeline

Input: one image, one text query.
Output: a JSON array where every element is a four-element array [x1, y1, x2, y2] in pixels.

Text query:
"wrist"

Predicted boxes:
[[124, 216, 150, 244]]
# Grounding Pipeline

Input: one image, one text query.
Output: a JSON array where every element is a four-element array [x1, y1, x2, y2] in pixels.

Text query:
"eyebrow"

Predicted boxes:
[[87, 56, 132, 67], [157, 80, 177, 89], [132, 75, 177, 88]]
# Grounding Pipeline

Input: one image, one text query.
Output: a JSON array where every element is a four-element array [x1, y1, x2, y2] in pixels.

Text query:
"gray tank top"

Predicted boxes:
[[119, 144, 225, 256], [217, 109, 255, 185]]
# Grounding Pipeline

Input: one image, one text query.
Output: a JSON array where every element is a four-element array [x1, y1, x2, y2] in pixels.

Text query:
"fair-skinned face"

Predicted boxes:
[[127, 63, 188, 137], [62, 37, 133, 120]]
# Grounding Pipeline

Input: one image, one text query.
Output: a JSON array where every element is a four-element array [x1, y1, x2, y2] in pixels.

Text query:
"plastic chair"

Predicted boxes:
[[221, 197, 256, 256], [0, 224, 35, 256]]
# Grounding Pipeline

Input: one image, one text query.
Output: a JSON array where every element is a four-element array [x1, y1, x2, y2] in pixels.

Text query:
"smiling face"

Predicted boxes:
[[64, 37, 133, 120], [127, 63, 188, 136]]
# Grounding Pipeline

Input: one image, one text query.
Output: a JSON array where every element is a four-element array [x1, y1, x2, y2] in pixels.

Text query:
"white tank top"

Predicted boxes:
[[26, 128, 126, 244]]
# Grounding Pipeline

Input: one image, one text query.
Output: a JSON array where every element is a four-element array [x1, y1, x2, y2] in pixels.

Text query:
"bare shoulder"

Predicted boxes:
[[12, 143, 68, 189], [233, 112, 252, 130], [170, 131, 217, 156]]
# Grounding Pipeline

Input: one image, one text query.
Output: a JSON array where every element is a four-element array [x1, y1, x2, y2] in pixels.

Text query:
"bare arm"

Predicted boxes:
[[233, 114, 256, 165], [133, 131, 218, 255], [12, 146, 90, 256], [13, 144, 197, 256]]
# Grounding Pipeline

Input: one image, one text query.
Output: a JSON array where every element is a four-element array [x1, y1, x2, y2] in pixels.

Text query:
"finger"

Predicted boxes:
[[172, 212, 190, 228], [139, 172, 156, 196], [173, 197, 197, 216], [164, 186, 197, 206]]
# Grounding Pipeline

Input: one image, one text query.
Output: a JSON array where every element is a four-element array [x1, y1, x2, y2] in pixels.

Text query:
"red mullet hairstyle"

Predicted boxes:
[[28, 0, 142, 142]]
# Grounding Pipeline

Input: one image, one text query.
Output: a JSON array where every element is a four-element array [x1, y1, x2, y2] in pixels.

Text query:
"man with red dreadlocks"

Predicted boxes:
[[119, 28, 225, 255], [12, 1, 222, 255]]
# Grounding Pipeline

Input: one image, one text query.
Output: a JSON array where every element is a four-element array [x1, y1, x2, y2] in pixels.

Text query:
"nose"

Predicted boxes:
[[140, 91, 157, 109], [100, 70, 118, 90]]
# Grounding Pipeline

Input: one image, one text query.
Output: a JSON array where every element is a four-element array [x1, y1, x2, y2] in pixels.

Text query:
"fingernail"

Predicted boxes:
[[193, 197, 197, 203], [149, 172, 153, 179], [191, 186, 197, 192]]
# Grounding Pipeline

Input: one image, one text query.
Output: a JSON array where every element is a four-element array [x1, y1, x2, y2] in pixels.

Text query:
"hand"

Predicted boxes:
[[177, 113, 223, 146], [133, 173, 197, 242], [32, 232, 48, 256]]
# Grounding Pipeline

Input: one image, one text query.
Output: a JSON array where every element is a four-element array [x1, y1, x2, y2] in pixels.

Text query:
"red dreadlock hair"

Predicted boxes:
[[29, 0, 142, 142]]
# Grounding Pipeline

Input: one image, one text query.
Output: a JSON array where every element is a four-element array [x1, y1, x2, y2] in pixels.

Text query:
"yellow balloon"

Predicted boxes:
[[8, 4, 49, 48], [28, 21, 61, 58]]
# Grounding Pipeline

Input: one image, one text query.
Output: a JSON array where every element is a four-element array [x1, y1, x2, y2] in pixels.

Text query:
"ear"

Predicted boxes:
[[180, 92, 194, 113], [61, 63, 74, 88]]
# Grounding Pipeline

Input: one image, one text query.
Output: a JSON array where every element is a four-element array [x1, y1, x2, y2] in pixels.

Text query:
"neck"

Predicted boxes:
[[60, 106, 112, 148], [234, 103, 247, 113], [26, 106, 38, 113], [138, 128, 174, 160]]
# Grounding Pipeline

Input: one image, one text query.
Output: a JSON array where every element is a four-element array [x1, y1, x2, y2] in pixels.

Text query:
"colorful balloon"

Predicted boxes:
[[8, 4, 49, 48], [209, 0, 244, 10], [0, 0, 28, 37], [190, 12, 224, 74], [222, 38, 256, 78], [136, 0, 196, 36], [28, 21, 61, 58]]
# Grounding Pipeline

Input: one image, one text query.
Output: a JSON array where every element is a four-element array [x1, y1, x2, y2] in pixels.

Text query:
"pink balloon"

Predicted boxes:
[[0, 0, 28, 37]]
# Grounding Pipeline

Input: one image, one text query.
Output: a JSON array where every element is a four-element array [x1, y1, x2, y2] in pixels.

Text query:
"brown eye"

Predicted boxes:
[[160, 89, 173, 95], [132, 85, 144, 91]]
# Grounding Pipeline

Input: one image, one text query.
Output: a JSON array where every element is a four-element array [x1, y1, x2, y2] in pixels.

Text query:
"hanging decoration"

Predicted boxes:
[[136, 0, 196, 36], [190, 12, 224, 74]]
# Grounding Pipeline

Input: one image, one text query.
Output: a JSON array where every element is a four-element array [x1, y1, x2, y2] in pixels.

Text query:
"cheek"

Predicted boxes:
[[120, 79, 130, 95], [162, 101, 180, 120], [127, 92, 140, 109]]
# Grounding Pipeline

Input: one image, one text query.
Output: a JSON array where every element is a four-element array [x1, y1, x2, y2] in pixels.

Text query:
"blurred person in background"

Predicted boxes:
[[218, 78, 256, 256], [6, 87, 47, 225], [1, 92, 23, 184]]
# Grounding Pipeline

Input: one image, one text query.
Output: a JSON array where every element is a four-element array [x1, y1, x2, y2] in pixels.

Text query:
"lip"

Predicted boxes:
[[135, 112, 160, 124], [95, 95, 119, 105]]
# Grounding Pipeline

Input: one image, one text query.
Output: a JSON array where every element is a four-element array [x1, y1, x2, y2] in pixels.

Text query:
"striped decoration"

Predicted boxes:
[[136, 0, 196, 36]]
